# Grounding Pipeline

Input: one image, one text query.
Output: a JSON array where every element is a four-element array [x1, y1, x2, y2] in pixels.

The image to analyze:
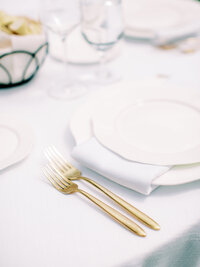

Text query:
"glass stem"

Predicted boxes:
[[97, 49, 109, 80], [61, 34, 73, 83], [62, 35, 67, 64]]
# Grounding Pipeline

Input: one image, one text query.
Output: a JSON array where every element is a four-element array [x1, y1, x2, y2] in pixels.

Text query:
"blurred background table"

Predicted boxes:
[[0, 1, 200, 267]]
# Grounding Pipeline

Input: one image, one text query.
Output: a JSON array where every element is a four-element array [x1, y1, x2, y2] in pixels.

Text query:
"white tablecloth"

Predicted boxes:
[[1, 1, 200, 267]]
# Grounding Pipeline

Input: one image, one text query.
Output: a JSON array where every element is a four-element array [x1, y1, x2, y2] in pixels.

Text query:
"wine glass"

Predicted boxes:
[[80, 0, 124, 84], [40, 0, 87, 100]]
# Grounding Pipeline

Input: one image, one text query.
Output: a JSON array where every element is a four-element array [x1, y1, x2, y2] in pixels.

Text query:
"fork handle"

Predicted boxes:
[[77, 189, 146, 237], [79, 177, 160, 230]]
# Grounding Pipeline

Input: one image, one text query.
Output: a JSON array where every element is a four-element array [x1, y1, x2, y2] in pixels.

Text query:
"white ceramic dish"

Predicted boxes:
[[0, 115, 34, 171], [92, 83, 200, 166], [153, 163, 200, 186], [123, 0, 200, 42], [70, 81, 200, 186]]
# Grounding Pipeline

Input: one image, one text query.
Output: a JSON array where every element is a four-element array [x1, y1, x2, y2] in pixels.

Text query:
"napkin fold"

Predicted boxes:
[[72, 137, 170, 195]]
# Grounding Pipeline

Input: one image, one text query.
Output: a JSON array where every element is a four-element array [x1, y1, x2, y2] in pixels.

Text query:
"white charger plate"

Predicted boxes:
[[92, 83, 200, 166], [0, 115, 34, 171], [123, 0, 200, 40], [70, 81, 200, 185]]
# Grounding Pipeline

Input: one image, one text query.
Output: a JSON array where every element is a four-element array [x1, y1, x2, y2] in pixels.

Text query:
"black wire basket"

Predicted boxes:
[[0, 42, 48, 88]]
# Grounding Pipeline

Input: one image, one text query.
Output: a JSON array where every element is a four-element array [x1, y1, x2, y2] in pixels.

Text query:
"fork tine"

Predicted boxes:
[[43, 167, 63, 191], [47, 160, 65, 178], [45, 147, 68, 173], [52, 166, 71, 182], [44, 148, 54, 163], [47, 161, 74, 185], [47, 164, 70, 187], [51, 146, 74, 169], [45, 166, 66, 189]]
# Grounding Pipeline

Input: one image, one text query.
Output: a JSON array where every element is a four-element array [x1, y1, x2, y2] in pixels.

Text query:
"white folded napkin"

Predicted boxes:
[[0, 32, 46, 84], [72, 137, 170, 195]]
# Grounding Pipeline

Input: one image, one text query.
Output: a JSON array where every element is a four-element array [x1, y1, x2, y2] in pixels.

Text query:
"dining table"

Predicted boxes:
[[1, 1, 200, 267]]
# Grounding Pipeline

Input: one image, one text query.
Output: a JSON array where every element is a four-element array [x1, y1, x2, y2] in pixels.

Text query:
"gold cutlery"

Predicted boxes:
[[43, 165, 146, 237], [44, 146, 160, 231]]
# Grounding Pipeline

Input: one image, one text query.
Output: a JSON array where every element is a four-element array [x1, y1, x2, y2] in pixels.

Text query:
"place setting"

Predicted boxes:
[[1, 0, 200, 266], [42, 80, 200, 237]]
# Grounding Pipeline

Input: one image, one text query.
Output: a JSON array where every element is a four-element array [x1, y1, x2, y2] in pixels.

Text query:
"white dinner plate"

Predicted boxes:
[[92, 82, 200, 166], [70, 81, 200, 185], [123, 0, 200, 41], [153, 163, 200, 186], [0, 115, 34, 171]]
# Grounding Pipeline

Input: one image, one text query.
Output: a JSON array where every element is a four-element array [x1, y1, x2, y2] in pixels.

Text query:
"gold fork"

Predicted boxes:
[[43, 165, 146, 237], [44, 146, 160, 230]]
